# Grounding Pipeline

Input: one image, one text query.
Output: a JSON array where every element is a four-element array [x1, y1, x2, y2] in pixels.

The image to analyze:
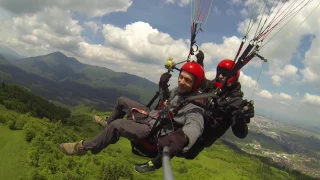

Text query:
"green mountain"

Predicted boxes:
[[13, 51, 157, 90], [0, 52, 158, 110]]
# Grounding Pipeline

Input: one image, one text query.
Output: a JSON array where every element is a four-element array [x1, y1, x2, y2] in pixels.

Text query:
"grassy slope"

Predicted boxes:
[[0, 104, 311, 180], [0, 123, 29, 180], [0, 121, 304, 180]]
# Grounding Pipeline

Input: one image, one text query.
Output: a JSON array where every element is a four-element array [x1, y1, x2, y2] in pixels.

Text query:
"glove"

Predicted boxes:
[[237, 99, 255, 123], [195, 50, 204, 67], [158, 128, 188, 156], [158, 72, 172, 89], [243, 99, 254, 121], [232, 123, 248, 139]]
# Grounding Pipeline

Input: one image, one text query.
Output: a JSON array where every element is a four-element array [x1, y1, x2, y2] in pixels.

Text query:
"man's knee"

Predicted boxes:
[[117, 96, 129, 105], [108, 119, 122, 130], [111, 120, 150, 140]]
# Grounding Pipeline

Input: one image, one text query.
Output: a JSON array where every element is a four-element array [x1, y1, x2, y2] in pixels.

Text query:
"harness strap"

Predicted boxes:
[[131, 108, 150, 122]]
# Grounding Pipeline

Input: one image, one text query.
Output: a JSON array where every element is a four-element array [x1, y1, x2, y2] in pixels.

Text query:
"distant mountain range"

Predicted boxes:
[[0, 45, 25, 61], [0, 47, 158, 110]]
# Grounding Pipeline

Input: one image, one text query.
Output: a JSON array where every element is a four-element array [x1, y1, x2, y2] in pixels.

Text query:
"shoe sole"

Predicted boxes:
[[59, 144, 87, 156], [59, 144, 73, 156], [133, 166, 156, 173], [92, 116, 107, 128]]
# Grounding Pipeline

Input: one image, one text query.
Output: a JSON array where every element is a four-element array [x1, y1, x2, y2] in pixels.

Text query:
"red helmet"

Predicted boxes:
[[180, 61, 205, 92], [214, 59, 240, 88]]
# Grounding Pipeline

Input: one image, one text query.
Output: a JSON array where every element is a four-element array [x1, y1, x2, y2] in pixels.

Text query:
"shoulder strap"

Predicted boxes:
[[168, 87, 178, 101]]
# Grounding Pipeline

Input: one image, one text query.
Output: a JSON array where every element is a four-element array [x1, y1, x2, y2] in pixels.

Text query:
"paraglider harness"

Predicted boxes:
[[131, 89, 212, 158], [130, 106, 173, 158]]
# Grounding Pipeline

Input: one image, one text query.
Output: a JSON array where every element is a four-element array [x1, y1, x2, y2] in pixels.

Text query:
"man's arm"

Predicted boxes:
[[230, 99, 254, 139], [182, 107, 204, 151], [159, 72, 172, 100], [157, 106, 204, 155]]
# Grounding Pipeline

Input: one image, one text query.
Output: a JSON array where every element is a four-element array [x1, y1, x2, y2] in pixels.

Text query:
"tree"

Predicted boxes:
[[6, 120, 15, 130]]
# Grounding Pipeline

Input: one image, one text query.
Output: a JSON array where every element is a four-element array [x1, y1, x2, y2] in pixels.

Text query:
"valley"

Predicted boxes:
[[222, 115, 320, 178]]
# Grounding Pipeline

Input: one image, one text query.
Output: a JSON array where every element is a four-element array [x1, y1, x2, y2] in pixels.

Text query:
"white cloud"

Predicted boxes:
[[256, 91, 293, 102], [239, 71, 258, 89], [300, 67, 320, 84], [101, 22, 255, 71], [199, 36, 242, 65], [205, 70, 216, 80], [271, 64, 299, 86], [261, 63, 299, 86], [74, 42, 167, 82], [296, 92, 299, 96], [240, 8, 249, 17], [280, 64, 299, 78], [257, 90, 273, 99], [84, 21, 101, 35], [101, 21, 187, 65], [76, 42, 131, 63], [0, 7, 83, 56], [0, 0, 132, 17], [271, 75, 281, 86], [275, 93, 293, 100], [301, 93, 320, 106], [164, 0, 191, 7]]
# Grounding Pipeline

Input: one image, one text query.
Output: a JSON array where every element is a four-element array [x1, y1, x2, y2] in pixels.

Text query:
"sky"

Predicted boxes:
[[0, 0, 319, 129]]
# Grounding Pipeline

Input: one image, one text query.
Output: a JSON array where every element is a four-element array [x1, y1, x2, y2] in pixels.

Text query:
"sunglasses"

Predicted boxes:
[[217, 68, 230, 77]]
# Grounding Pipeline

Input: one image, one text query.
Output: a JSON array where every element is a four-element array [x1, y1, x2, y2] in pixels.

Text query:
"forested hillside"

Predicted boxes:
[[0, 83, 315, 180]]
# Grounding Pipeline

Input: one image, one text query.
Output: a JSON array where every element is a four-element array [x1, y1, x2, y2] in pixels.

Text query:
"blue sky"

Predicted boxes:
[[0, 0, 319, 130]]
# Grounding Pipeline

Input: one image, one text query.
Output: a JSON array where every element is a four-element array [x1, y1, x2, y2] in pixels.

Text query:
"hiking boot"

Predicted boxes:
[[92, 115, 108, 128], [59, 140, 87, 156], [134, 161, 159, 173]]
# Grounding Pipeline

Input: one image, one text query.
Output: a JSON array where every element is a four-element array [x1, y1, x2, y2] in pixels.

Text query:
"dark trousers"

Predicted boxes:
[[83, 96, 151, 154], [106, 96, 150, 124], [83, 119, 151, 154]]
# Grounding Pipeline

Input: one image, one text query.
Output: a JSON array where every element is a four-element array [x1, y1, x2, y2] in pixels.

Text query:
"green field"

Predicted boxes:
[[0, 124, 30, 180]]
